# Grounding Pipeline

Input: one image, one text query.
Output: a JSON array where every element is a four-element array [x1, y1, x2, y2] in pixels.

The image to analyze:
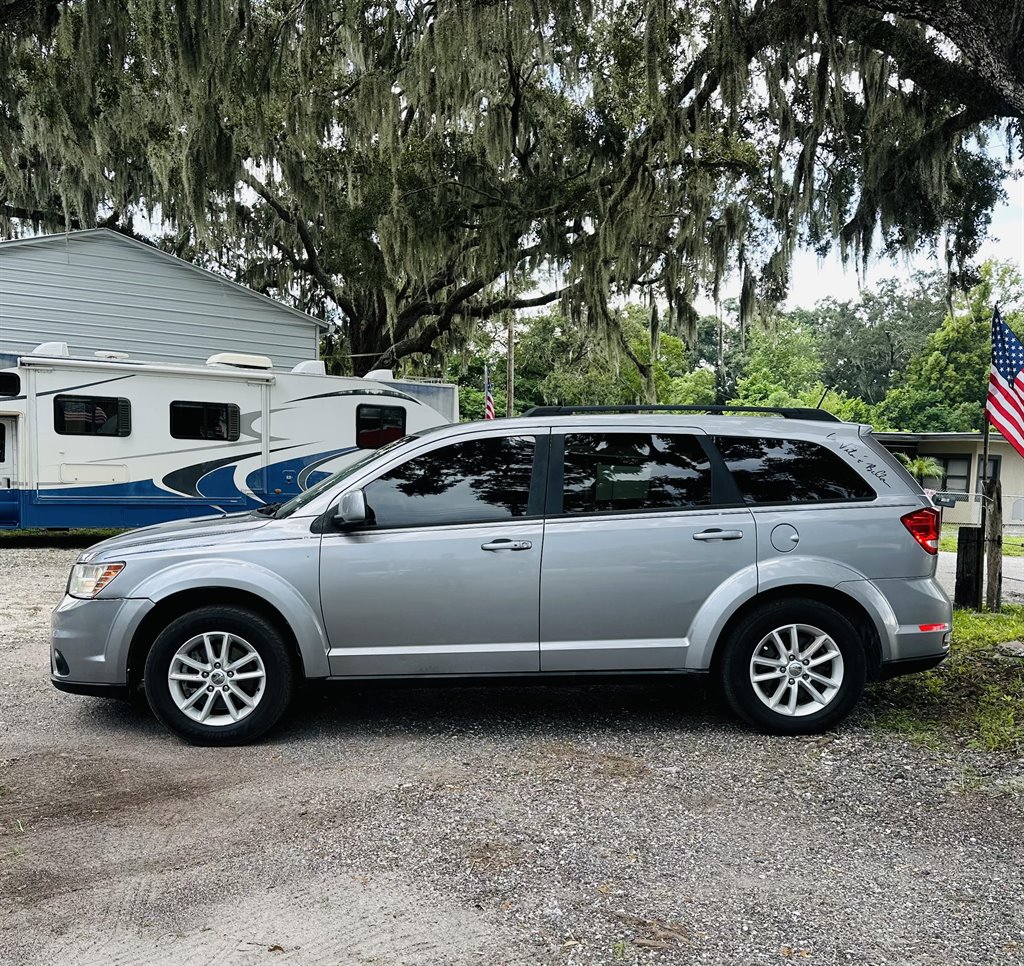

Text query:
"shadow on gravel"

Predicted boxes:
[[72, 677, 735, 744], [275, 677, 734, 743]]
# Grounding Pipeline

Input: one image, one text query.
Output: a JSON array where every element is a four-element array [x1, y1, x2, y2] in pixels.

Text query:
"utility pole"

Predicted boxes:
[[506, 311, 515, 417]]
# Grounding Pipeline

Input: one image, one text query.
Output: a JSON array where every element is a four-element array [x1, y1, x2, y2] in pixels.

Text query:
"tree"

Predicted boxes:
[[0, 0, 1020, 372], [877, 261, 1024, 431], [798, 273, 947, 404]]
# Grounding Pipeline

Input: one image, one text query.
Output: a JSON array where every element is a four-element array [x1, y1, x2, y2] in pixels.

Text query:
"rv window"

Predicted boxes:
[[0, 423, 4, 462], [54, 395, 131, 437], [0, 373, 20, 396], [170, 401, 241, 441], [357, 404, 407, 449]]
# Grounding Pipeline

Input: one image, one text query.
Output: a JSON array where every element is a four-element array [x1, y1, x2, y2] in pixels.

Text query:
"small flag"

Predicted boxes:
[[986, 306, 1024, 459], [483, 365, 495, 420]]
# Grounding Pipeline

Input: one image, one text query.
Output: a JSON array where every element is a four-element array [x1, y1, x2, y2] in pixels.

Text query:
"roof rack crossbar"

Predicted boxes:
[[520, 404, 841, 423]]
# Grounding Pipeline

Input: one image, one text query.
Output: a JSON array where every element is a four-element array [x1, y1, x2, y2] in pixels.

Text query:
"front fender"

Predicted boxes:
[[129, 558, 330, 677]]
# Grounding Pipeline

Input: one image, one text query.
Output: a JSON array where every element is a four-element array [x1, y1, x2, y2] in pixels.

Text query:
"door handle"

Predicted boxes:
[[692, 529, 744, 541], [481, 539, 533, 552]]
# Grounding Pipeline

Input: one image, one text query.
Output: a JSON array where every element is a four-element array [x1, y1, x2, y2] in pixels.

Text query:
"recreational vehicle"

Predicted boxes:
[[0, 344, 457, 530]]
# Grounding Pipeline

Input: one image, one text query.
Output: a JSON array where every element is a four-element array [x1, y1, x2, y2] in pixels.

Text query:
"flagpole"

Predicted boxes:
[[978, 305, 997, 608]]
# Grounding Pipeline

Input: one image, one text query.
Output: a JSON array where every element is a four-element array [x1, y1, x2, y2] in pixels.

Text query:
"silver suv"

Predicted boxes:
[[51, 406, 952, 745]]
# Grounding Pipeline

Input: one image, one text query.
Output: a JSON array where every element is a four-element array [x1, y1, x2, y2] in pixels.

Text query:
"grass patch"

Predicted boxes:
[[867, 605, 1024, 751], [939, 524, 1024, 557]]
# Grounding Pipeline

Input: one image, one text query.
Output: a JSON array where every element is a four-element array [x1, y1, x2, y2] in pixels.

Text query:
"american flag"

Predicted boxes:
[[483, 365, 495, 420], [986, 307, 1024, 458]]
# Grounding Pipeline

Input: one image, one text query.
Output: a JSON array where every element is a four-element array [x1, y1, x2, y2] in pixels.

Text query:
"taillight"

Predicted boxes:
[[901, 507, 940, 555]]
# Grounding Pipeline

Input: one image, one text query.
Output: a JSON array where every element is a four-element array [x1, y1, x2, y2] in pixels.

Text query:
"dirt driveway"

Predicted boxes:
[[2, 543, 1023, 965]]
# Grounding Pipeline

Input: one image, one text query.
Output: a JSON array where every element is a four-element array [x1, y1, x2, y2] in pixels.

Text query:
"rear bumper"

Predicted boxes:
[[879, 652, 948, 680]]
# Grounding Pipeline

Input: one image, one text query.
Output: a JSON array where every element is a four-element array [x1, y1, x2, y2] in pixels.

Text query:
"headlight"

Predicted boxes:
[[68, 562, 125, 599]]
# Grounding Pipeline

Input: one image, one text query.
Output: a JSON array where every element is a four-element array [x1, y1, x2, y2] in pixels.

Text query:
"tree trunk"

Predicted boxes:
[[985, 477, 1002, 612]]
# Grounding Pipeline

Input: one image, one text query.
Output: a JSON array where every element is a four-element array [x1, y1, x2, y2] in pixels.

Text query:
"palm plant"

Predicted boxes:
[[896, 453, 943, 485]]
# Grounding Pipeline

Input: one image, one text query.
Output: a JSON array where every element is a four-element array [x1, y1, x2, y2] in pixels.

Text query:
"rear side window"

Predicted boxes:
[[714, 436, 875, 504], [364, 435, 535, 528], [357, 404, 407, 448], [170, 400, 241, 441], [561, 433, 712, 514], [54, 395, 131, 437]]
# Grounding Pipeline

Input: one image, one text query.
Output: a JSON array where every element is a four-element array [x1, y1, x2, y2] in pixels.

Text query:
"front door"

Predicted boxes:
[[540, 429, 756, 671], [320, 430, 547, 676], [0, 418, 18, 526]]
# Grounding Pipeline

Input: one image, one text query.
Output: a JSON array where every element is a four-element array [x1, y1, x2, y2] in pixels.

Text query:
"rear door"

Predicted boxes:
[[539, 428, 756, 671], [712, 434, 931, 580], [0, 418, 17, 526]]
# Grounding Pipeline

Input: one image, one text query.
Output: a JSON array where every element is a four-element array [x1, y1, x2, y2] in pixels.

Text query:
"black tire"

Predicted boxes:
[[144, 605, 295, 746], [719, 598, 867, 735]]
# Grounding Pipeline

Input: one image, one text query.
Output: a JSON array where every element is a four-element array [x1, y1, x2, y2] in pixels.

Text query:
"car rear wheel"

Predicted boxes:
[[144, 605, 294, 745], [719, 599, 867, 734]]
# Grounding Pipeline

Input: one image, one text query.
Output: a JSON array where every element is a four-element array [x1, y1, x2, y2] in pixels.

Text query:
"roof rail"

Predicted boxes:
[[520, 404, 842, 423]]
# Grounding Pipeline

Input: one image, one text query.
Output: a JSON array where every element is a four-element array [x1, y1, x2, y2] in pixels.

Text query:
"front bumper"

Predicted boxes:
[[50, 594, 152, 688]]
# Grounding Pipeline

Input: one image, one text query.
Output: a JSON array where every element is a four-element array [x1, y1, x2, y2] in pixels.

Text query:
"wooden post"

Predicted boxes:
[[954, 526, 983, 609], [985, 477, 1003, 611]]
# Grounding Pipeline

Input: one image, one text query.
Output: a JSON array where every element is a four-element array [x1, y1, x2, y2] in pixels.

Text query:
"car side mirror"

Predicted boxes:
[[333, 489, 369, 529]]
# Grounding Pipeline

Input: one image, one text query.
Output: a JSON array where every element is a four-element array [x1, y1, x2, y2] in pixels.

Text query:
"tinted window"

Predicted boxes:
[[714, 436, 875, 504], [562, 433, 712, 514], [54, 395, 131, 437], [364, 435, 535, 528], [357, 404, 407, 448], [0, 423, 4, 462], [170, 400, 241, 441], [0, 373, 20, 396]]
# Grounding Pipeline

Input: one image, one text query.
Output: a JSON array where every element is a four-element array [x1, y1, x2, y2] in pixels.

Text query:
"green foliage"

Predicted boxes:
[[867, 605, 1024, 752], [876, 261, 1024, 431], [896, 454, 943, 483], [0, 0, 1019, 372]]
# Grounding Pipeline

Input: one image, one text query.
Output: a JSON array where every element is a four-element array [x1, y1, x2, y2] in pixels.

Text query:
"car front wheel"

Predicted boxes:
[[144, 605, 295, 745], [719, 599, 867, 734]]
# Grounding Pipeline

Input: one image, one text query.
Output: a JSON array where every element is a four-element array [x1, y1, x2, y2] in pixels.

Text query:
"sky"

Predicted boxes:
[[782, 172, 1024, 310]]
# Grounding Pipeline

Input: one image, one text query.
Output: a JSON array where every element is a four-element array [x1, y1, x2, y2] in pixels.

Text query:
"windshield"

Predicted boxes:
[[272, 436, 420, 519]]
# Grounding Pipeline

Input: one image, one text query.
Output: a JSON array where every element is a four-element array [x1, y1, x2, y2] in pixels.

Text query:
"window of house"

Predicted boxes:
[[714, 436, 876, 504], [356, 404, 407, 449], [925, 454, 971, 494], [170, 401, 241, 441], [976, 456, 1000, 492], [561, 433, 712, 515], [363, 435, 535, 528], [54, 395, 131, 437]]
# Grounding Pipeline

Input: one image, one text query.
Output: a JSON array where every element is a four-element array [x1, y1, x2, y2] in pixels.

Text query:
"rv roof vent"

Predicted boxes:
[[365, 368, 394, 381], [32, 341, 70, 356], [95, 350, 130, 361], [206, 352, 273, 370], [291, 360, 326, 375]]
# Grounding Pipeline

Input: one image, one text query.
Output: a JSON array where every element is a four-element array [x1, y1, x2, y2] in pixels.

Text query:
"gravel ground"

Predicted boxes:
[[2, 543, 1024, 966]]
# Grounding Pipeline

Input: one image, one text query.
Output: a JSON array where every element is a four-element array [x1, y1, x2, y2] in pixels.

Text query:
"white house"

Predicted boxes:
[[0, 230, 325, 369], [876, 431, 1022, 525]]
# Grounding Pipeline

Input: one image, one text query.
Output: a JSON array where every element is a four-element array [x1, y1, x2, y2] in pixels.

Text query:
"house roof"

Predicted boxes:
[[0, 229, 327, 329], [874, 431, 1003, 445]]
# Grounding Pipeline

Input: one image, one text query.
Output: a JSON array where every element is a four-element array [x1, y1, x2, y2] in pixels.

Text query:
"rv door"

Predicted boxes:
[[0, 417, 18, 526]]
